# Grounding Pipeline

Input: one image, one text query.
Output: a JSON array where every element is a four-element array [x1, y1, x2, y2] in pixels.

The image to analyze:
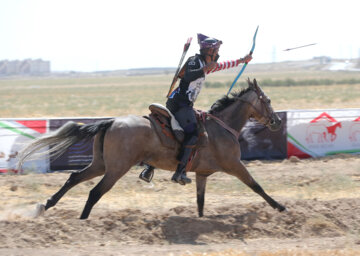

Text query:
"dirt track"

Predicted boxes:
[[0, 155, 360, 255]]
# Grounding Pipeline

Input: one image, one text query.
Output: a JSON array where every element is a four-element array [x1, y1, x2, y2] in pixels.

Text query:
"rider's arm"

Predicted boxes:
[[206, 59, 242, 74], [206, 54, 253, 74]]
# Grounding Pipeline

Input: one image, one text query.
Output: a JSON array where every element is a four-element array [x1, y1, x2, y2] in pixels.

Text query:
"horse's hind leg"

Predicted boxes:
[[45, 162, 105, 211], [44, 133, 106, 211], [80, 166, 129, 219], [225, 159, 286, 212]]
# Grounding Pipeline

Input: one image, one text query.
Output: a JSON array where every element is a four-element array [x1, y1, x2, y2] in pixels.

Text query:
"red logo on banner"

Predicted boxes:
[[349, 117, 360, 142], [16, 120, 47, 134], [306, 112, 342, 143]]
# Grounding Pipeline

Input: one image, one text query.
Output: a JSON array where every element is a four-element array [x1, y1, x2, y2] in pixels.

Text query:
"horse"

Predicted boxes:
[[17, 78, 286, 219]]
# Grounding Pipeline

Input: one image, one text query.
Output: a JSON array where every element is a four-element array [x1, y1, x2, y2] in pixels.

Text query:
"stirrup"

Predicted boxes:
[[171, 172, 191, 185], [139, 166, 154, 183]]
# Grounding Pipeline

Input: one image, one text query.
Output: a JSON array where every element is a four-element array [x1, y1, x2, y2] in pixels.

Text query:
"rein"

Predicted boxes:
[[207, 113, 241, 140], [207, 91, 271, 140]]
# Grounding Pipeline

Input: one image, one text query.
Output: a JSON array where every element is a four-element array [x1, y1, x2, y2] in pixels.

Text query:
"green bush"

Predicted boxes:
[[204, 81, 227, 88], [236, 78, 360, 87]]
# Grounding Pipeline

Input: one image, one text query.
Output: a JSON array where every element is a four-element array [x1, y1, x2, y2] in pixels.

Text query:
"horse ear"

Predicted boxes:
[[253, 78, 262, 93], [247, 77, 254, 89], [253, 78, 260, 90]]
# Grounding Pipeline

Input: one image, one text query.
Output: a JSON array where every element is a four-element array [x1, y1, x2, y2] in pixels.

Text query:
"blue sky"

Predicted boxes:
[[0, 0, 359, 71]]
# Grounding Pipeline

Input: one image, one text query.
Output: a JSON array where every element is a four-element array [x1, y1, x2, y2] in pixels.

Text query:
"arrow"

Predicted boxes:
[[283, 43, 317, 51], [166, 37, 192, 98], [227, 26, 259, 96]]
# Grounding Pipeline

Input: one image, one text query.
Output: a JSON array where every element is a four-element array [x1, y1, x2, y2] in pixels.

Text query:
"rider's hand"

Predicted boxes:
[[203, 62, 217, 73], [239, 54, 253, 63]]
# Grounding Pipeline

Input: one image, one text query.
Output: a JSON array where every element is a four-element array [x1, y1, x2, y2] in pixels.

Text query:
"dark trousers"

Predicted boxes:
[[168, 103, 199, 166]]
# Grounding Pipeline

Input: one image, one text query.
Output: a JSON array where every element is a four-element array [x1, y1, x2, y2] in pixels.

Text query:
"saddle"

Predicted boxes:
[[145, 103, 208, 149]]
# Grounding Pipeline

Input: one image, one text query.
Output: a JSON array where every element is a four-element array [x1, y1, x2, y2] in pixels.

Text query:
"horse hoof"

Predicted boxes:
[[139, 173, 151, 183], [34, 203, 45, 218], [139, 169, 154, 183], [278, 205, 287, 212]]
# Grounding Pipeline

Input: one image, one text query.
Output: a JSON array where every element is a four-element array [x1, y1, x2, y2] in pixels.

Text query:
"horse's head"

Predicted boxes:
[[209, 79, 282, 132], [245, 78, 282, 131]]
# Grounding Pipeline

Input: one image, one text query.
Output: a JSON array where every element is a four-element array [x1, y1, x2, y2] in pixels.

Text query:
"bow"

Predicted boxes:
[[227, 25, 259, 96]]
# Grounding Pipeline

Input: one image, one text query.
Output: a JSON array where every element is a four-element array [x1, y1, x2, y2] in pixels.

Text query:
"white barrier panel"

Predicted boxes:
[[0, 119, 49, 173], [287, 109, 360, 158], [1, 110, 359, 173]]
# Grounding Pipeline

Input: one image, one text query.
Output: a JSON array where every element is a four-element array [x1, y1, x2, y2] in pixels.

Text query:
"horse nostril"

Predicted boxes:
[[269, 117, 282, 131]]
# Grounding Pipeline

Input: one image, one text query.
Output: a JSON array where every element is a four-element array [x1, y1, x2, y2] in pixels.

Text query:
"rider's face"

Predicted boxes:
[[204, 48, 220, 63], [212, 48, 220, 62]]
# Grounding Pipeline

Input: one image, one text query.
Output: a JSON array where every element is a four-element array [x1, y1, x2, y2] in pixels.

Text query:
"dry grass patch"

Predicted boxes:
[[1, 71, 360, 118], [184, 249, 360, 256]]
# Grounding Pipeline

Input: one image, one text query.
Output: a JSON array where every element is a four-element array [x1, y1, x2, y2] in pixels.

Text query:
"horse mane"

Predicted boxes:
[[208, 86, 253, 114]]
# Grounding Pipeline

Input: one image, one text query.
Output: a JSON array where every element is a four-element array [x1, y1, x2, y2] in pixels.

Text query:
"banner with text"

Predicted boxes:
[[287, 109, 360, 158]]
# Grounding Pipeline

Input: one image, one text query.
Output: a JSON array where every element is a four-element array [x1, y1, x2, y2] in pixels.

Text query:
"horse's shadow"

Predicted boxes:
[[161, 212, 259, 244]]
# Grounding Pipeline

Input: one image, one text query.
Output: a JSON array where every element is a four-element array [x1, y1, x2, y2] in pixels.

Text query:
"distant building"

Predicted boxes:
[[313, 56, 332, 64], [0, 59, 50, 75]]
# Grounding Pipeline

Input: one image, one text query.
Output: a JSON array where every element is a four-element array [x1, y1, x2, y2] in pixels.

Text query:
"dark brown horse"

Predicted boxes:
[[18, 78, 286, 219]]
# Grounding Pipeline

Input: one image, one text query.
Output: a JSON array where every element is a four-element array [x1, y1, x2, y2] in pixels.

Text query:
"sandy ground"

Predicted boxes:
[[0, 154, 360, 255]]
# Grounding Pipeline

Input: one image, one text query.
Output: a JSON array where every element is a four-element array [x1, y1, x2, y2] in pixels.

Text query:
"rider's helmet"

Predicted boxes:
[[198, 33, 222, 49], [198, 33, 222, 61]]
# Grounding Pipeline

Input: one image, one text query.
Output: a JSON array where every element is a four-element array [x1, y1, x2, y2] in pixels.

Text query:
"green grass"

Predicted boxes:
[[1, 71, 360, 118]]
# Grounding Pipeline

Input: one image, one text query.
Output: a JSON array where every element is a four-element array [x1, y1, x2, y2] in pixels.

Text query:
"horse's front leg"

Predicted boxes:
[[225, 159, 286, 212], [196, 173, 208, 217]]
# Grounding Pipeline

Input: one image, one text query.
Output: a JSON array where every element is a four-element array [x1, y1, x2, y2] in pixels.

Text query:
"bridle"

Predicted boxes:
[[238, 88, 275, 127], [208, 88, 275, 140]]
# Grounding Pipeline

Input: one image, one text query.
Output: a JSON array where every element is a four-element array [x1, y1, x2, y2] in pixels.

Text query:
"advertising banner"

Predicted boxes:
[[239, 112, 287, 160], [0, 119, 48, 173], [1, 109, 358, 174], [49, 118, 111, 171], [287, 109, 360, 158]]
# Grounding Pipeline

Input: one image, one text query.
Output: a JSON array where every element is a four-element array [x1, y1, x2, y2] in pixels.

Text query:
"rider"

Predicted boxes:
[[140, 33, 253, 185]]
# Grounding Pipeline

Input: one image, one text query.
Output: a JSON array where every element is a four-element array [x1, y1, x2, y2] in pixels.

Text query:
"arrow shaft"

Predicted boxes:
[[166, 38, 192, 97], [284, 43, 316, 51]]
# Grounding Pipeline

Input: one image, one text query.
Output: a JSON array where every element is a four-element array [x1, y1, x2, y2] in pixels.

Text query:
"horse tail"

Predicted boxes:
[[17, 119, 115, 170]]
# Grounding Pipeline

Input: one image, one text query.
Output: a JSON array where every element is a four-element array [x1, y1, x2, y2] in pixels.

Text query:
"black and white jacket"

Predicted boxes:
[[167, 54, 242, 112], [168, 54, 206, 107]]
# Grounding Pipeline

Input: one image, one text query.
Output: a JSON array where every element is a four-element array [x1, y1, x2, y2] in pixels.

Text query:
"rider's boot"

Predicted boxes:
[[171, 163, 191, 185], [171, 145, 193, 185], [139, 164, 155, 183]]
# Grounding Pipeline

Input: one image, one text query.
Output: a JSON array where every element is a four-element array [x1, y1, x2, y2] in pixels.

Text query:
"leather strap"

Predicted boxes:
[[207, 113, 240, 140]]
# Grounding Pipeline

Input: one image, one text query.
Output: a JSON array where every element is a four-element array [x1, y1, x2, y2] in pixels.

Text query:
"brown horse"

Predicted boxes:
[[18, 78, 286, 219]]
